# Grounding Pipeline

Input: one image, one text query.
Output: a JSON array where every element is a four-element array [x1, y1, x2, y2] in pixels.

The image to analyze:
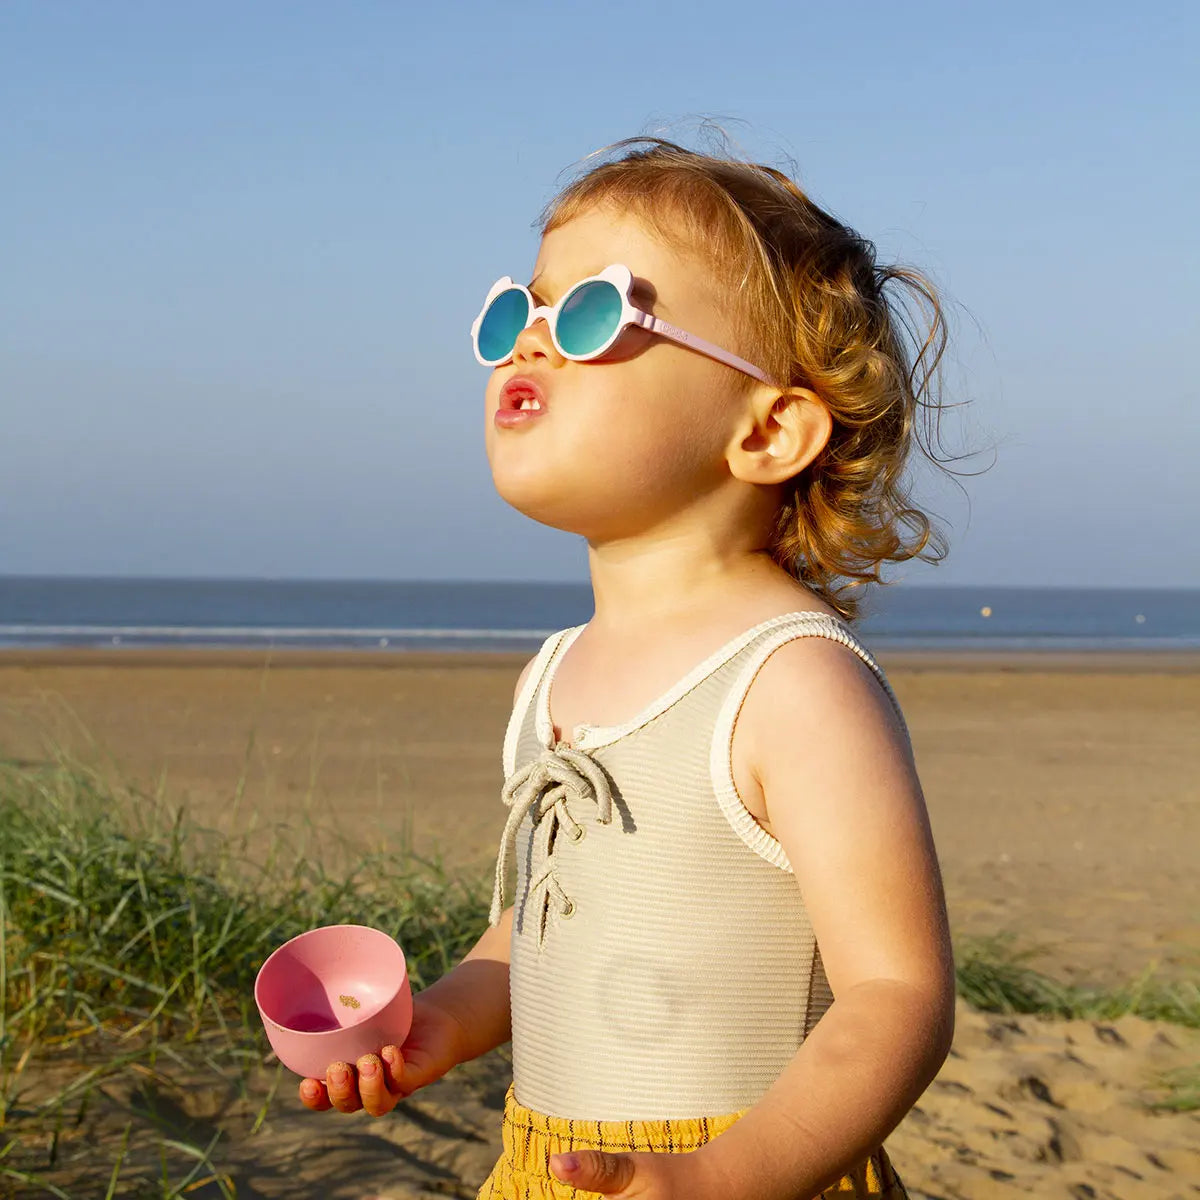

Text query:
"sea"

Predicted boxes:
[[0, 576, 1197, 653]]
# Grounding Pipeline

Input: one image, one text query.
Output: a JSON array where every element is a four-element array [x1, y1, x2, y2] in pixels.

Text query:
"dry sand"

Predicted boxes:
[[2, 648, 1198, 1198], [33, 1006, 1200, 1199]]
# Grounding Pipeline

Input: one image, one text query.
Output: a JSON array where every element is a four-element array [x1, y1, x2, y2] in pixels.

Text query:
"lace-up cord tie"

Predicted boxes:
[[489, 745, 613, 928]]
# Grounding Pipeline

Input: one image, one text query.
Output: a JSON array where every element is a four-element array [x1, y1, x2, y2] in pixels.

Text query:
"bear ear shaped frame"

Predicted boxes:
[[470, 262, 774, 383]]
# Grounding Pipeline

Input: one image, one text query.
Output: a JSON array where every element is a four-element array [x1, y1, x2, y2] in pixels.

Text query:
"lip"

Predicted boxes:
[[495, 376, 548, 429]]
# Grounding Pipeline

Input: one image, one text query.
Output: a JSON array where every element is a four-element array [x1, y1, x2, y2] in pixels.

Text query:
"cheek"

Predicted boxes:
[[572, 376, 733, 509], [613, 409, 717, 488], [639, 369, 739, 468]]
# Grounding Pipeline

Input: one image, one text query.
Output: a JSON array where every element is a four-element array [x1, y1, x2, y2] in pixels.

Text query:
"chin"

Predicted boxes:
[[493, 481, 581, 534], [489, 471, 607, 538]]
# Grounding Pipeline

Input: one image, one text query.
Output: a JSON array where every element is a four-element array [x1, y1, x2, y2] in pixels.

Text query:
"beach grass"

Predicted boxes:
[[1, 754, 1196, 1194], [955, 935, 1199, 1030], [1149, 1064, 1200, 1113], [0, 754, 488, 1195]]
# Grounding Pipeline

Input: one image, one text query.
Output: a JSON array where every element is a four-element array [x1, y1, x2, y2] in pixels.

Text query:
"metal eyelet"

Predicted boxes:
[[560, 899, 576, 919], [568, 824, 586, 842]]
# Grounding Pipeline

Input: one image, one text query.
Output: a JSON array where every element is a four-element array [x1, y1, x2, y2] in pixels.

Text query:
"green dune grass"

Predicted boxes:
[[0, 755, 487, 1196], [955, 934, 1198, 1028]]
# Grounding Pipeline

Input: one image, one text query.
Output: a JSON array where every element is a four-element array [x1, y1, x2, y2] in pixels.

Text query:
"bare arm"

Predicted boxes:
[[695, 638, 955, 1197], [417, 903, 513, 1065]]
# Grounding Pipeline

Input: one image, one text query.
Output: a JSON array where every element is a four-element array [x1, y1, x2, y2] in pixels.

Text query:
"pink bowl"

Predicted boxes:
[[254, 924, 413, 1079]]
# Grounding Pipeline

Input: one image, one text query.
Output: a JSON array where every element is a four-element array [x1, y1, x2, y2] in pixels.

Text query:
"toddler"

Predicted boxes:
[[302, 137, 957, 1200]]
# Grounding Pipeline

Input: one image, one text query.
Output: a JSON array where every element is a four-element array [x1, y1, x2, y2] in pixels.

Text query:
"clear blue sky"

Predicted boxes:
[[2, 1, 1196, 587]]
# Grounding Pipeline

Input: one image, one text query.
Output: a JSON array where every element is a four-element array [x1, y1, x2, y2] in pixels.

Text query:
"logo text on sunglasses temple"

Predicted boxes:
[[637, 311, 691, 344]]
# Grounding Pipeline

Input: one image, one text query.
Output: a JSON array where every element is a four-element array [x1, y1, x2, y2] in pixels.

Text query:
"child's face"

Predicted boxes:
[[484, 203, 758, 541]]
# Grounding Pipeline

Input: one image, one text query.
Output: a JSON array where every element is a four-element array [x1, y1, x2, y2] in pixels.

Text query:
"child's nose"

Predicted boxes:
[[512, 317, 563, 367]]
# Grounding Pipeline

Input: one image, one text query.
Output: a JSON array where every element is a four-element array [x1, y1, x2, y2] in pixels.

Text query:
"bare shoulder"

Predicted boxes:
[[729, 629, 913, 833], [738, 630, 909, 762]]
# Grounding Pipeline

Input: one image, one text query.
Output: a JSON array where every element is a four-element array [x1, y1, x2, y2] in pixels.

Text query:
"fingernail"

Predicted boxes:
[[382, 1046, 398, 1065], [554, 1153, 579, 1173], [360, 1059, 378, 1078], [330, 1066, 349, 1086]]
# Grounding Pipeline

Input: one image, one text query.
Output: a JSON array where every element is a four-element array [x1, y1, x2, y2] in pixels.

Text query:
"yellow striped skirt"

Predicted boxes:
[[478, 1084, 908, 1199]]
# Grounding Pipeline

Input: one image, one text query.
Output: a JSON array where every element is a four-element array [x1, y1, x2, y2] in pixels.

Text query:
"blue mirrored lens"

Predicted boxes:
[[556, 280, 622, 357], [477, 288, 530, 362]]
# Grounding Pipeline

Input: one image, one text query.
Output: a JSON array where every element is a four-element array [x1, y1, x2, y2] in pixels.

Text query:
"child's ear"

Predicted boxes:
[[727, 386, 832, 485]]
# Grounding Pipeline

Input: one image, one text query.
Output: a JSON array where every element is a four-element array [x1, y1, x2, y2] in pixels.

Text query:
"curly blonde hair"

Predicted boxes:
[[540, 138, 957, 622]]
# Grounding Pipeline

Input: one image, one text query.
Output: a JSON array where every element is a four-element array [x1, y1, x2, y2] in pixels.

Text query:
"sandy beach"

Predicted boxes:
[[2, 647, 1198, 1197]]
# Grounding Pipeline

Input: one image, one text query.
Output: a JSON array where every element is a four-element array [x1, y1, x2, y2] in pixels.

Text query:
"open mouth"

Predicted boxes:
[[496, 381, 549, 429], [499, 378, 547, 413]]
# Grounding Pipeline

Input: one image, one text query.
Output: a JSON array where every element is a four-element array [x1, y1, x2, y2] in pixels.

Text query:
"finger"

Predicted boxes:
[[551, 1149, 636, 1195], [299, 1077, 332, 1111], [325, 1061, 363, 1114], [357, 1053, 401, 1117], [380, 1045, 405, 1094]]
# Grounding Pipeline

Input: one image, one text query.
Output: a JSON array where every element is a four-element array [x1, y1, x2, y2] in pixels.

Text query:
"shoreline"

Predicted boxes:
[[3, 644, 1200, 672]]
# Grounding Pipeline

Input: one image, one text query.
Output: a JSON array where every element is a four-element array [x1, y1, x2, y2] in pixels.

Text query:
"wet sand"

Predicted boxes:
[[2, 647, 1198, 1198]]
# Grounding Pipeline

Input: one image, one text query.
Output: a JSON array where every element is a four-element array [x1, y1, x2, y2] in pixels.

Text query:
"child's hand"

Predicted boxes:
[[297, 994, 464, 1117], [550, 1147, 721, 1198]]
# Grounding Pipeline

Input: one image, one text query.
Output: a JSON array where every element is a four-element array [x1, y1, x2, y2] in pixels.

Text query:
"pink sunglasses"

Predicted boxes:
[[471, 263, 772, 384]]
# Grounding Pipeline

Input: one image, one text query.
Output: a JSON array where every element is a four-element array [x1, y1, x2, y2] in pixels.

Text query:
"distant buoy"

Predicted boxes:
[[112, 635, 122, 644], [379, 637, 390, 646], [980, 606, 993, 618], [1134, 614, 1146, 624]]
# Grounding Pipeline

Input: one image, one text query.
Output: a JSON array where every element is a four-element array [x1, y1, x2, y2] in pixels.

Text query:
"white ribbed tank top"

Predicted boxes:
[[490, 611, 907, 1121]]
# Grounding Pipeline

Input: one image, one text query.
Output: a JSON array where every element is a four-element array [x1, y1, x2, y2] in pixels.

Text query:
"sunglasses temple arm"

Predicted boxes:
[[634, 311, 773, 385]]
